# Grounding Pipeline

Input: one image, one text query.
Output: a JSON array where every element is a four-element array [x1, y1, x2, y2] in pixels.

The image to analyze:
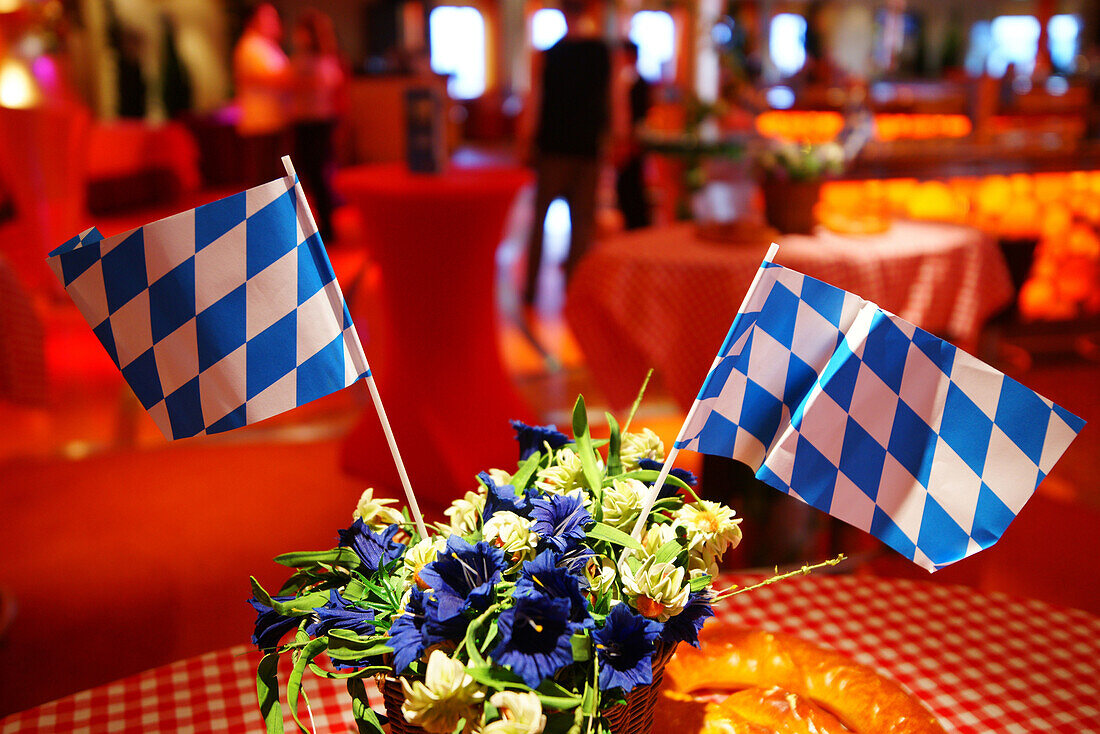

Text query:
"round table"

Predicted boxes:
[[335, 164, 535, 507], [566, 220, 1015, 411], [3, 573, 1097, 733]]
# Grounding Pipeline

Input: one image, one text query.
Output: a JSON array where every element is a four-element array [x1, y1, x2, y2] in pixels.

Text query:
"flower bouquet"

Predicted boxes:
[[751, 140, 845, 235], [248, 396, 745, 734]]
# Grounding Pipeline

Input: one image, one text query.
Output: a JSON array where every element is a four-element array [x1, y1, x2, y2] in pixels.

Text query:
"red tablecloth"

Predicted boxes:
[[566, 220, 1015, 410], [4, 573, 1098, 733], [335, 164, 535, 508]]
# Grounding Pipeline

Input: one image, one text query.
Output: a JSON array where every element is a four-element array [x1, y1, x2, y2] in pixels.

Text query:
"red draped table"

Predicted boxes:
[[567, 220, 1015, 411], [335, 164, 534, 507], [4, 573, 1098, 733]]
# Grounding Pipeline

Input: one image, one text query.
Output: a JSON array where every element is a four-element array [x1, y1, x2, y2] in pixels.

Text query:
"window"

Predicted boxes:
[[988, 15, 1040, 77], [1048, 14, 1079, 73], [429, 6, 486, 99], [531, 8, 566, 51], [769, 13, 807, 78], [629, 11, 676, 83]]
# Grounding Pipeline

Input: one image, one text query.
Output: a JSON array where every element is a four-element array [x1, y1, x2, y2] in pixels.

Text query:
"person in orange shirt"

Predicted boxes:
[[233, 3, 290, 186]]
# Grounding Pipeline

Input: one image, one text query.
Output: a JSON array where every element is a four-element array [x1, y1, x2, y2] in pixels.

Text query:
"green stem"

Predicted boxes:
[[713, 555, 847, 601]]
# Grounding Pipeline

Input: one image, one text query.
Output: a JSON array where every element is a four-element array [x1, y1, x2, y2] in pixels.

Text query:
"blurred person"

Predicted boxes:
[[522, 0, 611, 308], [233, 2, 290, 185], [614, 40, 651, 230], [290, 8, 344, 242]]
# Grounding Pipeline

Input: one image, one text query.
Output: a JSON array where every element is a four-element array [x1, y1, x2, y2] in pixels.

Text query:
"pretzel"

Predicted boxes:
[[656, 626, 945, 734]]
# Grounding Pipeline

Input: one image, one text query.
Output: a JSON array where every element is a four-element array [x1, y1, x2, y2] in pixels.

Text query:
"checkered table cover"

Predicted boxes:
[[565, 220, 1015, 412], [3, 573, 1098, 733]]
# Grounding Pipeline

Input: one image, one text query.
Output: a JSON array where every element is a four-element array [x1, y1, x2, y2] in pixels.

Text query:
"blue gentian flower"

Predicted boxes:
[[511, 420, 571, 460], [418, 536, 507, 622], [337, 521, 405, 570], [481, 472, 531, 521], [491, 592, 583, 688], [516, 551, 590, 624], [637, 459, 698, 494], [248, 594, 299, 650], [659, 590, 714, 648], [387, 587, 428, 673], [556, 545, 595, 575], [592, 603, 661, 692], [306, 589, 376, 637], [529, 493, 592, 554]]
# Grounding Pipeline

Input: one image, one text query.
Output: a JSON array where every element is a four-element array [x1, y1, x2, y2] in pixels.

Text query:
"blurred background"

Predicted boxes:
[[2, 0, 1099, 717]]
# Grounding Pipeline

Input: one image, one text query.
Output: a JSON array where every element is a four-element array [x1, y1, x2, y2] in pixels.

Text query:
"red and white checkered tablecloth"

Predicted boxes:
[[3, 573, 1098, 733], [566, 220, 1015, 411]]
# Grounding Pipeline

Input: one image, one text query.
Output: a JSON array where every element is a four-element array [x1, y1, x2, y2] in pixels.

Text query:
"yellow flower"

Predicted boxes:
[[404, 535, 447, 585], [401, 650, 486, 733], [672, 500, 742, 557], [482, 511, 538, 563], [620, 428, 664, 470], [534, 448, 591, 495], [483, 691, 546, 734], [352, 488, 405, 529], [619, 556, 690, 622], [601, 478, 647, 530], [584, 555, 618, 597], [444, 491, 485, 537]]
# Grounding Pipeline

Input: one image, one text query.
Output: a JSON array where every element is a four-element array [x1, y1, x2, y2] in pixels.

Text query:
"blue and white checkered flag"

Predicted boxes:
[[672, 258, 1085, 571], [46, 159, 369, 440]]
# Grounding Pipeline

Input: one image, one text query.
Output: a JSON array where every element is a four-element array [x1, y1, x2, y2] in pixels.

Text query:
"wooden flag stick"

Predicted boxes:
[[364, 374, 429, 539], [630, 243, 780, 540], [282, 155, 429, 539]]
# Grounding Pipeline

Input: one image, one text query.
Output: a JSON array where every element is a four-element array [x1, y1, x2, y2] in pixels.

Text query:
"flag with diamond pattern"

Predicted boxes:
[[46, 163, 369, 440], [676, 261, 1085, 571]]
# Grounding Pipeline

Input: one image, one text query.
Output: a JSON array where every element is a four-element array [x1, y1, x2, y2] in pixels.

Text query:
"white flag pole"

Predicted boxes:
[[630, 242, 780, 540], [281, 156, 429, 540]]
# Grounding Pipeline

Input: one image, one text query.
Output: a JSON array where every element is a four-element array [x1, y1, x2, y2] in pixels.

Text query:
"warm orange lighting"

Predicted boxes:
[[0, 58, 40, 108], [754, 111, 970, 143], [0, 0, 24, 12]]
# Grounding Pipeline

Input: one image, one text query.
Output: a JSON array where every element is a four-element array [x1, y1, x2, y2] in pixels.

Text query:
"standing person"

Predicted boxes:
[[614, 40, 651, 230], [233, 3, 289, 186], [291, 8, 345, 243], [523, 0, 611, 308]]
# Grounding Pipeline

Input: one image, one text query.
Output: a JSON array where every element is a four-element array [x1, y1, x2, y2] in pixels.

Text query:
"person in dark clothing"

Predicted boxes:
[[523, 0, 611, 308], [614, 40, 651, 230]]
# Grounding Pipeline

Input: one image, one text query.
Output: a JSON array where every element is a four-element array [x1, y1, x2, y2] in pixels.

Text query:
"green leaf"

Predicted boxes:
[[511, 451, 542, 491], [256, 651, 284, 734], [622, 368, 654, 433], [586, 522, 643, 550], [250, 578, 329, 618], [571, 396, 605, 498], [275, 548, 361, 569], [570, 632, 591, 662], [608, 470, 690, 492], [465, 665, 530, 689], [605, 413, 622, 478], [689, 574, 713, 592], [309, 662, 388, 679], [287, 637, 328, 733], [348, 677, 387, 734], [653, 540, 682, 565]]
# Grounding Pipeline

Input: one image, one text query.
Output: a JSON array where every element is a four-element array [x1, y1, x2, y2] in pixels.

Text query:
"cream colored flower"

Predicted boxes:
[[482, 511, 538, 562], [534, 447, 590, 495], [401, 650, 486, 733], [619, 556, 690, 622], [352, 488, 406, 529], [585, 555, 618, 597], [672, 500, 743, 557], [619, 428, 664, 470], [486, 468, 513, 487], [687, 547, 719, 580], [483, 691, 546, 734], [641, 523, 677, 557], [404, 535, 447, 581], [444, 491, 485, 537], [600, 478, 647, 530]]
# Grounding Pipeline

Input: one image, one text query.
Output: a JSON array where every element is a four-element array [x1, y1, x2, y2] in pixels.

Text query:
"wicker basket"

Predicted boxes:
[[379, 643, 678, 734]]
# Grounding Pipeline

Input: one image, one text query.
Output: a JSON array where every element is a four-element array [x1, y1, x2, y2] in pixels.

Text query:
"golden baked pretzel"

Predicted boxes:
[[655, 626, 945, 734]]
